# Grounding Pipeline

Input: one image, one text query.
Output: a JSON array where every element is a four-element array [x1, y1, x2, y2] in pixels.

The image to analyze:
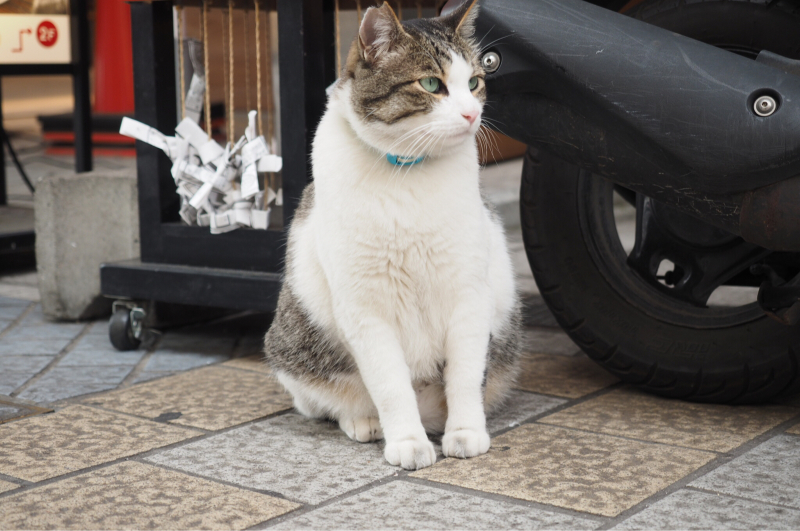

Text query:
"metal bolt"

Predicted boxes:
[[481, 51, 501, 73], [754, 95, 777, 117]]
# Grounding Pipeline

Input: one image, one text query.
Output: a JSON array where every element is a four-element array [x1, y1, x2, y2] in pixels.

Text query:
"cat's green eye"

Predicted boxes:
[[420, 77, 440, 93], [469, 76, 479, 90]]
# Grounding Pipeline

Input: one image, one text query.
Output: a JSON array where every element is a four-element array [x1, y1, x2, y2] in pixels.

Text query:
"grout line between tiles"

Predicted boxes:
[[683, 485, 800, 512], [0, 301, 35, 340], [252, 476, 406, 530], [532, 421, 725, 455], [10, 321, 95, 399], [490, 382, 623, 439], [0, 472, 30, 487], [595, 412, 800, 530], [137, 458, 295, 502], [116, 349, 157, 389], [400, 475, 609, 524]]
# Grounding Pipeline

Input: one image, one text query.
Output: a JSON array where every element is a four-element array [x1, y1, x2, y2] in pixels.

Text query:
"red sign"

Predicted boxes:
[[36, 20, 57, 47]]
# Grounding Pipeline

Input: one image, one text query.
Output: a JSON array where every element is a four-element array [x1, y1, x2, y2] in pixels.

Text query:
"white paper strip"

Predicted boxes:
[[257, 154, 283, 173], [241, 136, 269, 168], [185, 74, 205, 123], [251, 208, 270, 230], [175, 117, 209, 148], [119, 117, 169, 154], [241, 164, 260, 199]]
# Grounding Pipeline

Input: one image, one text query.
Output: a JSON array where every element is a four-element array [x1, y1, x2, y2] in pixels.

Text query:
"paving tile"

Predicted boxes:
[[271, 480, 598, 530], [3, 305, 84, 340], [540, 388, 798, 452], [58, 347, 144, 367], [0, 338, 74, 356], [0, 405, 199, 482], [0, 461, 299, 531], [690, 435, 800, 509], [787, 423, 800, 435], [515, 353, 619, 398], [142, 351, 231, 372], [412, 423, 714, 517], [223, 355, 271, 373], [155, 330, 238, 358], [0, 397, 51, 424], [0, 479, 19, 494], [84, 365, 292, 430], [486, 390, 566, 434], [131, 370, 176, 384], [521, 328, 581, 356], [612, 488, 800, 530], [146, 413, 398, 504], [0, 297, 29, 321], [17, 366, 133, 403], [0, 355, 53, 394]]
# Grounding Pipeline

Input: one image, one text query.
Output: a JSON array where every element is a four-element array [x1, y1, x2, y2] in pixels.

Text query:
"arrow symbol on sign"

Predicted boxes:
[[12, 29, 32, 53]]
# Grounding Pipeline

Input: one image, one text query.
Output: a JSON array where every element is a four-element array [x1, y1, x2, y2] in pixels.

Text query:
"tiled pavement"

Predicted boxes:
[[2, 289, 800, 530]]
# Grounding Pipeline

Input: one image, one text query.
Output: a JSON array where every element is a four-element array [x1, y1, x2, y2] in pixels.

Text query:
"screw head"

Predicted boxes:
[[481, 51, 501, 73], [754, 95, 777, 117]]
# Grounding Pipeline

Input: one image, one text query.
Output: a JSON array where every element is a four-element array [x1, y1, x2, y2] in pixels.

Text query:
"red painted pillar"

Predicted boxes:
[[94, 0, 135, 114]]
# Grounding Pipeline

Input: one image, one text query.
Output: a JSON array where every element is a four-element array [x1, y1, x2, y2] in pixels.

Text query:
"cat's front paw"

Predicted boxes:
[[384, 436, 436, 470], [442, 429, 490, 459], [339, 417, 383, 442]]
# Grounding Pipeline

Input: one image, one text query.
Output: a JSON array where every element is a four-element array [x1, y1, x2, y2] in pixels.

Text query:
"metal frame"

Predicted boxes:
[[101, 0, 336, 311]]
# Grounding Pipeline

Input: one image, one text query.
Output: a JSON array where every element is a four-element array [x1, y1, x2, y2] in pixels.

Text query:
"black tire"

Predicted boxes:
[[109, 308, 141, 351], [521, 0, 800, 403]]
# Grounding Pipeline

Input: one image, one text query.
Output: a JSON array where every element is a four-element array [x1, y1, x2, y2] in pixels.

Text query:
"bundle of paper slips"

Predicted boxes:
[[119, 109, 282, 234]]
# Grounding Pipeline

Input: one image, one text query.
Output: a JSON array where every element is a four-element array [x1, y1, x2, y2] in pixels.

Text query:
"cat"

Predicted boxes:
[[264, 0, 520, 471]]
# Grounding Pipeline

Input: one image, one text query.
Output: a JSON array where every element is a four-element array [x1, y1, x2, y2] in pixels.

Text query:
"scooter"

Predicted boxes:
[[473, 0, 800, 403]]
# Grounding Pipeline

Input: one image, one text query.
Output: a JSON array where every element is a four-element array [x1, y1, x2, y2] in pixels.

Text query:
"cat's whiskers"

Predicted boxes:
[[478, 34, 511, 55], [362, 121, 439, 183]]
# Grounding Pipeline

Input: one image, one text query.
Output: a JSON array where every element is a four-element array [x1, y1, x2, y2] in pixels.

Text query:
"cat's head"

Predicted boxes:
[[341, 0, 485, 159]]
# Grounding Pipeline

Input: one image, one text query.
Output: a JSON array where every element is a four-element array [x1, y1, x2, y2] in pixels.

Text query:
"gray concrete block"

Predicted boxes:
[[145, 413, 398, 504], [35, 170, 139, 320], [613, 489, 800, 530], [690, 435, 800, 509], [271, 480, 598, 530]]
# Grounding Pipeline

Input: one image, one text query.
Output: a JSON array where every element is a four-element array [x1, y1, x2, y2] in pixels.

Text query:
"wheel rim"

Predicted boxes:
[[577, 172, 771, 329]]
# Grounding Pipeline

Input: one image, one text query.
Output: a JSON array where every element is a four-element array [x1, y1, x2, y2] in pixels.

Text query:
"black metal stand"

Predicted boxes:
[[101, 0, 336, 313]]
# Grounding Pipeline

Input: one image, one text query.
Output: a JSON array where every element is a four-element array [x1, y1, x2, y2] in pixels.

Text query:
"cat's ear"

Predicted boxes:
[[440, 0, 479, 39], [359, 2, 405, 64]]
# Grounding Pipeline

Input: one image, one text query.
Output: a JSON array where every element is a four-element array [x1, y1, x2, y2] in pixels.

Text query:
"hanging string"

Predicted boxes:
[[228, 0, 235, 142], [243, 8, 252, 113], [221, 7, 231, 143], [177, 4, 186, 120], [356, 0, 362, 22], [254, 0, 263, 138], [334, 0, 341, 76], [263, 2, 275, 152], [202, 0, 211, 138], [416, 0, 422, 18]]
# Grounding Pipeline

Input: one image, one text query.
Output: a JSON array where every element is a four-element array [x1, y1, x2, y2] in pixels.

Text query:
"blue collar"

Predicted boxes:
[[386, 153, 425, 166]]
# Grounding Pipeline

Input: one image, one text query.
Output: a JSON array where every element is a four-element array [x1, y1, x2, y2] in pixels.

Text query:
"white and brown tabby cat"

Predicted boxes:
[[264, 0, 520, 470]]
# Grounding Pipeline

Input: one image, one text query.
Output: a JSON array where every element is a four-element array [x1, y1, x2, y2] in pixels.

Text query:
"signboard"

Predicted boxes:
[[0, 0, 70, 64]]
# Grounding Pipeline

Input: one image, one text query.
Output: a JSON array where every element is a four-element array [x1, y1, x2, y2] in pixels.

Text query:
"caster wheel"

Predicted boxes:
[[109, 308, 142, 351]]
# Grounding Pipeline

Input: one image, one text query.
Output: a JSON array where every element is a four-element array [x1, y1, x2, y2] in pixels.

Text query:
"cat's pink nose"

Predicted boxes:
[[462, 111, 478, 125]]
